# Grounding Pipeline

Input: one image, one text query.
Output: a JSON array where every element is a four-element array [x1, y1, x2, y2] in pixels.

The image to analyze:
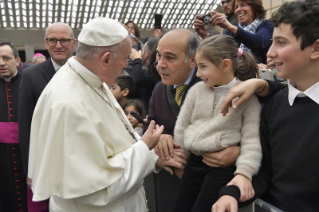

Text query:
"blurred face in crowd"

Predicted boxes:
[[156, 29, 196, 85], [126, 22, 136, 36], [0, 45, 20, 78], [34, 56, 46, 65], [124, 105, 139, 127], [110, 83, 125, 100], [222, 0, 234, 16], [44, 23, 77, 66], [234, 0, 255, 26]]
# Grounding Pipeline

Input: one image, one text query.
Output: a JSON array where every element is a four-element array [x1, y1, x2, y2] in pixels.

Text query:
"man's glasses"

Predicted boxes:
[[45, 38, 74, 46], [221, 0, 231, 5]]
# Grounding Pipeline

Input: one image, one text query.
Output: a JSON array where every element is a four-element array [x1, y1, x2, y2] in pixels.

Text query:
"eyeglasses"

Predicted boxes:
[[221, 0, 231, 5], [45, 38, 74, 46], [153, 61, 158, 67]]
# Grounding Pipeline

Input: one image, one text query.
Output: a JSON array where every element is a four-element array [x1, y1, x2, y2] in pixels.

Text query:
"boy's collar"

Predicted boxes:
[[288, 80, 319, 106]]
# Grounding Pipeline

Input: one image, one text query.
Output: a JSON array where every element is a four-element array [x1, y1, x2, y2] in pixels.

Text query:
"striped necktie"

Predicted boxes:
[[175, 84, 187, 106]]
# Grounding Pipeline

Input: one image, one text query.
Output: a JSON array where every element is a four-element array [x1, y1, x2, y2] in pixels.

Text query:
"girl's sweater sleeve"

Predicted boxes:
[[234, 94, 262, 180]]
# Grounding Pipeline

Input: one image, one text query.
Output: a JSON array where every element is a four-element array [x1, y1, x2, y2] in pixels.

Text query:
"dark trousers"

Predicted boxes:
[[173, 153, 236, 212]]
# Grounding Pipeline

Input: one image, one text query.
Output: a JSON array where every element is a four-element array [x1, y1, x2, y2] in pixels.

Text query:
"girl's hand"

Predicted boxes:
[[227, 174, 254, 202], [130, 48, 141, 61]]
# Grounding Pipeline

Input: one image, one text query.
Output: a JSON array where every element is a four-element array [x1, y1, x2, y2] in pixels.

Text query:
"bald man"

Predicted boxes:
[[18, 22, 77, 211], [146, 29, 241, 211]]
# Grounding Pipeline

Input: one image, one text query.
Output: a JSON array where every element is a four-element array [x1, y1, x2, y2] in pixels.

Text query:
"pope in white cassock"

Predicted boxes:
[[27, 17, 187, 212]]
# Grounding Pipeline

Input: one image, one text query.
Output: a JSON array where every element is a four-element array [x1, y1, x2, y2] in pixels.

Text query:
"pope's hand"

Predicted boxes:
[[141, 120, 164, 150]]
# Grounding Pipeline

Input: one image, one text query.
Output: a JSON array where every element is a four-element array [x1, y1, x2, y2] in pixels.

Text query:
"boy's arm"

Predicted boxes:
[[213, 100, 274, 208], [220, 79, 287, 116]]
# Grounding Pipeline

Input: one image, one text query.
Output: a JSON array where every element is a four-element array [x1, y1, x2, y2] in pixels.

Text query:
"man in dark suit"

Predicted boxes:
[[146, 29, 241, 212], [18, 22, 77, 211]]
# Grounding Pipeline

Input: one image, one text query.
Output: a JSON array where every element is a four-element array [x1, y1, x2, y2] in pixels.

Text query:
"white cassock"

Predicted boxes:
[[28, 57, 159, 212]]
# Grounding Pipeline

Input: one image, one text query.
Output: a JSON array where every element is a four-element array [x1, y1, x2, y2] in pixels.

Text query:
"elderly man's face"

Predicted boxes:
[[44, 23, 77, 66], [0, 45, 19, 78], [106, 37, 131, 84], [156, 32, 194, 85], [222, 0, 234, 16]]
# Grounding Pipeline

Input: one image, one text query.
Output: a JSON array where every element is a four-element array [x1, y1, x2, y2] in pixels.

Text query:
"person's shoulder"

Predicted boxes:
[[153, 81, 166, 92], [258, 20, 274, 29], [263, 86, 288, 111], [23, 59, 52, 74]]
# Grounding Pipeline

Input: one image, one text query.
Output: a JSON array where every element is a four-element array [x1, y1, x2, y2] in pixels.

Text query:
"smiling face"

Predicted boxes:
[[44, 23, 77, 66], [126, 22, 136, 36], [267, 23, 314, 82], [222, 0, 234, 16], [156, 30, 195, 85], [195, 52, 226, 88], [0, 45, 19, 78], [124, 105, 140, 127], [234, 0, 255, 26]]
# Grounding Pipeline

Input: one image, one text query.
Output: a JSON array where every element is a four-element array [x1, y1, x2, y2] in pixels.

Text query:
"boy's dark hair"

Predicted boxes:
[[269, 0, 319, 50], [116, 75, 136, 98], [0, 38, 19, 58], [197, 35, 259, 81], [123, 99, 145, 118]]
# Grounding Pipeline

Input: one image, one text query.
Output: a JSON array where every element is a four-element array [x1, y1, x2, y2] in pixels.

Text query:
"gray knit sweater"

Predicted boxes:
[[174, 81, 262, 180]]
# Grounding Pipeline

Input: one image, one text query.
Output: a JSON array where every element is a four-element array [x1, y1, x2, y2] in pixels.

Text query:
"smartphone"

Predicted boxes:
[[154, 14, 163, 29], [130, 111, 146, 125]]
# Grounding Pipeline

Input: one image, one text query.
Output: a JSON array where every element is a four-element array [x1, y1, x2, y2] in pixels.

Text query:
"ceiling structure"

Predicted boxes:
[[1, 0, 222, 30]]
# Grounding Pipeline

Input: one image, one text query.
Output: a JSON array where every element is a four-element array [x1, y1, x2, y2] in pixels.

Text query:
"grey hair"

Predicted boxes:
[[184, 33, 200, 63], [76, 41, 124, 61], [32, 55, 46, 63]]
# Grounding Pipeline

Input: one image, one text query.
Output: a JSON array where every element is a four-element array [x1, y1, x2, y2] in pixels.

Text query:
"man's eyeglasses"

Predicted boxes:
[[221, 0, 231, 5], [45, 38, 74, 46]]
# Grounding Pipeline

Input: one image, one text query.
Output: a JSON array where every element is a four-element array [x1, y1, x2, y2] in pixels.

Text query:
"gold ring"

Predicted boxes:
[[218, 17, 222, 21]]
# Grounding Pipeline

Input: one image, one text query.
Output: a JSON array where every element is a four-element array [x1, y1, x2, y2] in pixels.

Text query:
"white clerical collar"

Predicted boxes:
[[174, 67, 196, 89], [1, 69, 18, 82], [70, 57, 100, 79], [51, 58, 61, 72], [288, 80, 319, 106]]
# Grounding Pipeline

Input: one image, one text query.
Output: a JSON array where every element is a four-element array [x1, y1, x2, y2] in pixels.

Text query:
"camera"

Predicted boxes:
[[260, 69, 287, 84], [198, 13, 214, 25]]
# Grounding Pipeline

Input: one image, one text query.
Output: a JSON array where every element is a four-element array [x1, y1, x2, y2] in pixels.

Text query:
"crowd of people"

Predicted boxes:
[[1, 0, 319, 211]]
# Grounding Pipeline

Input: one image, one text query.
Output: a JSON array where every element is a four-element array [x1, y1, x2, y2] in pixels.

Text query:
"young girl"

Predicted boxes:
[[123, 99, 145, 136], [173, 35, 262, 212]]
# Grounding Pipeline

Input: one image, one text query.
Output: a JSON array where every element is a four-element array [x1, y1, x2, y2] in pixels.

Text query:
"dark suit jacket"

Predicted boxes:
[[18, 59, 56, 174], [146, 68, 201, 212]]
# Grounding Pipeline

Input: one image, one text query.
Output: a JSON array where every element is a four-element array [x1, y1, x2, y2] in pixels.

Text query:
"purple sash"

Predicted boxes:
[[0, 122, 19, 144]]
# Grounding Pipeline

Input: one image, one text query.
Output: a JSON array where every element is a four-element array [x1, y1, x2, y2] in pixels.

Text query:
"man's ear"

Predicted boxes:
[[16, 57, 21, 67], [122, 88, 130, 97], [101, 52, 112, 69], [188, 54, 197, 69], [145, 51, 149, 60], [72, 39, 78, 50], [221, 59, 232, 72], [310, 39, 319, 60]]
